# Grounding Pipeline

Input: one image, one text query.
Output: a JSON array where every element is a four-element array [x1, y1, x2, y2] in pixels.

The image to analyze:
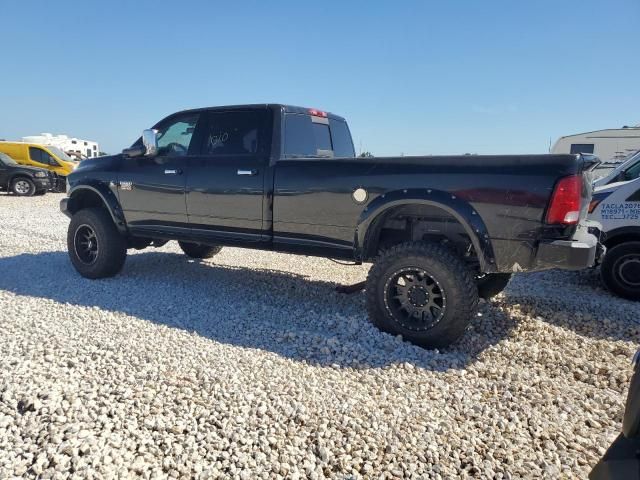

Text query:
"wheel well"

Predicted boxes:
[[605, 231, 640, 249], [10, 174, 33, 185], [67, 189, 108, 215], [364, 204, 480, 267]]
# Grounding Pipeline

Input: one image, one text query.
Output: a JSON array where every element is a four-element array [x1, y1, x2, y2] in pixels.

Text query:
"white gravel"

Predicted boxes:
[[0, 192, 638, 479]]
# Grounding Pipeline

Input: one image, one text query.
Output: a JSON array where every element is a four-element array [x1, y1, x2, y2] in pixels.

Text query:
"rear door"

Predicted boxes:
[[118, 112, 201, 233], [273, 111, 365, 253], [186, 108, 270, 242]]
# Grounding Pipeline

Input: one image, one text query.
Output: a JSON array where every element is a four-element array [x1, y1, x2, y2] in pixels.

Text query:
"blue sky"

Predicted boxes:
[[1, 0, 638, 156]]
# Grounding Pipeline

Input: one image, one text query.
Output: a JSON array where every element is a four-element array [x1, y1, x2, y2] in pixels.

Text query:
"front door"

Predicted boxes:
[[118, 112, 201, 235], [186, 109, 269, 242]]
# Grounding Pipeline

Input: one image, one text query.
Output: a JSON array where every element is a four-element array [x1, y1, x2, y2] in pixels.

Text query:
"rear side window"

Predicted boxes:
[[312, 123, 332, 153], [329, 119, 355, 157], [284, 114, 316, 157], [201, 110, 267, 156], [284, 113, 355, 158]]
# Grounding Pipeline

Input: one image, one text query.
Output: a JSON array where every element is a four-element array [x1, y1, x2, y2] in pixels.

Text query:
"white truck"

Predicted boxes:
[[589, 152, 640, 299]]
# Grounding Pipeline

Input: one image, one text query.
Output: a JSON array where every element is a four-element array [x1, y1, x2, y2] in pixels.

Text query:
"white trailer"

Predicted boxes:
[[21, 133, 100, 159], [552, 125, 640, 163]]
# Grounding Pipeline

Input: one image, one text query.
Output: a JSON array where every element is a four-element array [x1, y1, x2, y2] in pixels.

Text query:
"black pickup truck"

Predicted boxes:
[[0, 152, 52, 196], [61, 104, 603, 348]]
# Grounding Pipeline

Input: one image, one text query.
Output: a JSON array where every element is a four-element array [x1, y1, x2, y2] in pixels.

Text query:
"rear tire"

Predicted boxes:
[[11, 177, 35, 196], [477, 273, 512, 300], [366, 241, 478, 349], [178, 241, 222, 259], [67, 208, 127, 279], [601, 242, 640, 300]]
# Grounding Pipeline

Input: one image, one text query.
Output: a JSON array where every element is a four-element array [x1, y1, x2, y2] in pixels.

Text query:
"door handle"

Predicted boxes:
[[164, 169, 182, 175], [237, 169, 258, 176]]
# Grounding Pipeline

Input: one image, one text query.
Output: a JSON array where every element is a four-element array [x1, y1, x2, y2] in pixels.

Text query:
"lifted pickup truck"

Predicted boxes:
[[61, 104, 603, 348]]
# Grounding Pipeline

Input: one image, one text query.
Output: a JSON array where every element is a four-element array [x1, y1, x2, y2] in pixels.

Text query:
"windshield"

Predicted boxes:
[[45, 146, 74, 162], [0, 152, 18, 165], [620, 150, 640, 169]]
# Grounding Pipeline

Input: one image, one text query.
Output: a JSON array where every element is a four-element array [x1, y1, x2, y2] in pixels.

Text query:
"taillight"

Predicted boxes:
[[546, 175, 582, 225], [588, 198, 602, 213]]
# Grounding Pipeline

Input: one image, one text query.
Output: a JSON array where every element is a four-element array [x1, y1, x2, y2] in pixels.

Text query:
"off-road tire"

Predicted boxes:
[[601, 242, 640, 300], [178, 241, 222, 259], [477, 273, 512, 300], [11, 177, 36, 196], [67, 208, 127, 279], [366, 241, 478, 349]]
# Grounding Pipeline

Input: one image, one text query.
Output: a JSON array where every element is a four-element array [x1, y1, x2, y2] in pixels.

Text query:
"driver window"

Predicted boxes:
[[29, 147, 57, 166], [624, 161, 640, 181], [42, 151, 59, 166], [156, 114, 200, 157]]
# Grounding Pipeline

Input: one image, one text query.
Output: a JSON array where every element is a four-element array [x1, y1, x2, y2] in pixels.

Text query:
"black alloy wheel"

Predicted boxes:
[[74, 224, 99, 265], [384, 267, 446, 331]]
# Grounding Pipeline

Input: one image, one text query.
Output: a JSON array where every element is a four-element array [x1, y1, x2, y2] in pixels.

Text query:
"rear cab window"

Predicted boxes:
[[199, 110, 269, 157], [283, 113, 355, 158]]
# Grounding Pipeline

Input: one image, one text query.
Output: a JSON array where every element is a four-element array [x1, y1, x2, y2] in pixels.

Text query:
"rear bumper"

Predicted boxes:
[[535, 220, 604, 271]]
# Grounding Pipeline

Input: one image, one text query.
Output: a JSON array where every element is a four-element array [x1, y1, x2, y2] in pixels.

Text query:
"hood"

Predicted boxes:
[[70, 154, 123, 176], [10, 164, 49, 174]]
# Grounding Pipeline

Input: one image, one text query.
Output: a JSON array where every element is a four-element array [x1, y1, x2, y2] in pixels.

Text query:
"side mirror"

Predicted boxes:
[[142, 129, 158, 157]]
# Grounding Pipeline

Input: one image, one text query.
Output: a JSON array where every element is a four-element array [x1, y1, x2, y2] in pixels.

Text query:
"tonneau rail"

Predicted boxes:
[[579, 154, 601, 172]]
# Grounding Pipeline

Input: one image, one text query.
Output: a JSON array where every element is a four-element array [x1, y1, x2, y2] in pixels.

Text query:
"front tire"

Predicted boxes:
[[601, 242, 640, 300], [11, 177, 35, 196], [67, 208, 127, 279], [178, 241, 222, 259], [366, 242, 478, 349]]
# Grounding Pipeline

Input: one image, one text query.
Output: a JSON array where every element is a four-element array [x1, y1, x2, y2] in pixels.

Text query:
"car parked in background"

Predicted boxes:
[[0, 141, 76, 192], [589, 174, 640, 300], [0, 152, 52, 196], [594, 150, 640, 187]]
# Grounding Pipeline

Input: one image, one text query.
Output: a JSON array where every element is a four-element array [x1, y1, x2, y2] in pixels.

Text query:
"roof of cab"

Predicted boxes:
[[165, 104, 346, 122]]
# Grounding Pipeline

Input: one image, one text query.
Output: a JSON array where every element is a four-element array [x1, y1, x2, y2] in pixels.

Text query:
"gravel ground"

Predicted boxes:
[[0, 192, 638, 479]]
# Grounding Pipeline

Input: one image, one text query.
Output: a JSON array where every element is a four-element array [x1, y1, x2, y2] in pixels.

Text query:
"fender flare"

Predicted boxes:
[[65, 182, 127, 234], [603, 226, 640, 247], [7, 173, 35, 190], [355, 188, 496, 272]]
